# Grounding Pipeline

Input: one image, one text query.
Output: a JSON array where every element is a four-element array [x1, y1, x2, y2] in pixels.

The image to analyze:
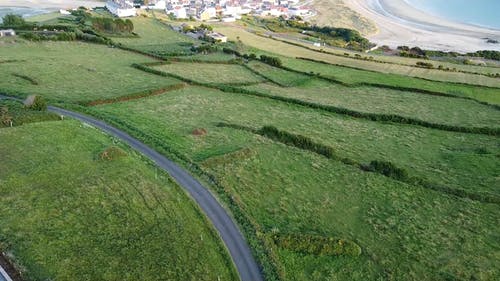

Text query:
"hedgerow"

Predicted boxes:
[[271, 233, 362, 256], [83, 83, 186, 106]]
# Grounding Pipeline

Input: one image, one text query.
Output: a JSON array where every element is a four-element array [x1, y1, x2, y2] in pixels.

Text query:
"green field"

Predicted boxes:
[[241, 80, 500, 128], [0, 119, 237, 281], [153, 62, 266, 85], [86, 85, 499, 280], [0, 41, 181, 103], [1, 16, 500, 281], [215, 26, 500, 88], [112, 17, 197, 56]]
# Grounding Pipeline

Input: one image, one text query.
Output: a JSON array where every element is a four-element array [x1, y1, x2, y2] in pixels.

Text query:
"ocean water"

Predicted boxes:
[[0, 7, 51, 24], [404, 0, 500, 29]]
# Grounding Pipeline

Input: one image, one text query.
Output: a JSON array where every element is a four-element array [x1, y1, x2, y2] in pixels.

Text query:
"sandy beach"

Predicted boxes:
[[0, 0, 104, 9], [344, 0, 500, 52]]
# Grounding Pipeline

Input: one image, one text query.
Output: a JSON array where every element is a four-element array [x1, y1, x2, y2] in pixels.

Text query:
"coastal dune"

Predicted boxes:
[[344, 0, 500, 52]]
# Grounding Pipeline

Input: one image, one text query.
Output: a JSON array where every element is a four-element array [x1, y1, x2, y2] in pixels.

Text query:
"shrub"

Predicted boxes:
[[416, 61, 434, 68], [362, 160, 408, 181], [24, 95, 47, 111], [1, 106, 13, 126], [99, 146, 127, 161], [258, 126, 333, 158], [271, 233, 362, 257], [259, 55, 282, 67], [1, 14, 25, 26]]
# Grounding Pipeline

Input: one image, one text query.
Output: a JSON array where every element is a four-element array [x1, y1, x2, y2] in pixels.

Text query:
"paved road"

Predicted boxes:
[[0, 96, 263, 281]]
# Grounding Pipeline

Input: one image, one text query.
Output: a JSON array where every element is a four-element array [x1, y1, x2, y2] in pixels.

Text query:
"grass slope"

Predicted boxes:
[[0, 120, 237, 281], [0, 41, 180, 103], [240, 79, 500, 128], [113, 17, 197, 56], [85, 86, 499, 281]]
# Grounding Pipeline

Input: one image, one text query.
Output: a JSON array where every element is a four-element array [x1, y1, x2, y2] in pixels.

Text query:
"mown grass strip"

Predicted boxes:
[[83, 83, 186, 106], [217, 122, 500, 204], [132, 63, 500, 136]]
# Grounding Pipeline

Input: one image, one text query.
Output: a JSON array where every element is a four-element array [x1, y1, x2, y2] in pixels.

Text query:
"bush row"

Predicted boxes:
[[271, 233, 362, 257], [218, 122, 499, 204], [259, 55, 283, 67], [360, 160, 409, 181], [83, 83, 186, 106], [258, 125, 334, 158]]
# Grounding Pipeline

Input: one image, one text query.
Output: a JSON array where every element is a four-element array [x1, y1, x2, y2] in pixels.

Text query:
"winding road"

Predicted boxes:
[[0, 96, 263, 281]]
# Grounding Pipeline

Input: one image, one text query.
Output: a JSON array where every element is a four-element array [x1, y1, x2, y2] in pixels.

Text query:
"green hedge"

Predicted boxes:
[[82, 83, 186, 106], [271, 233, 362, 257]]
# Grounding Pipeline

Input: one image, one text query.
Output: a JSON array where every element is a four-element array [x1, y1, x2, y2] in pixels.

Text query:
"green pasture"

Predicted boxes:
[[241, 80, 500, 128], [90, 86, 499, 202], [0, 120, 237, 281], [153, 62, 265, 85], [86, 86, 499, 281], [0, 41, 180, 103], [112, 17, 197, 56]]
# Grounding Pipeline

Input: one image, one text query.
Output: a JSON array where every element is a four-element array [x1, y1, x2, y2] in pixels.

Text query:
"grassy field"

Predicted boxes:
[[86, 85, 500, 280], [245, 61, 311, 87], [153, 62, 266, 85], [279, 57, 500, 105], [89, 86, 499, 204], [2, 21, 499, 281], [241, 80, 500, 128], [0, 40, 181, 103], [112, 17, 197, 56], [214, 26, 500, 88], [0, 119, 237, 281]]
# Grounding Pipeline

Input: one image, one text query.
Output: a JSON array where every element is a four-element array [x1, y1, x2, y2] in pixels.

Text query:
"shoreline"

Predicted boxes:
[[344, 0, 500, 52]]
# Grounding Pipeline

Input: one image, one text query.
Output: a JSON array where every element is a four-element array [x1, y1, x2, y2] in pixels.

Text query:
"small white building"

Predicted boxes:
[[148, 0, 166, 10], [208, 32, 227, 43], [168, 6, 187, 19], [0, 29, 15, 37], [106, 0, 136, 17]]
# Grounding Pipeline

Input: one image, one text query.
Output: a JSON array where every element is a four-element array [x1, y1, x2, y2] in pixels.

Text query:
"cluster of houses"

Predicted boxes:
[[106, 0, 314, 21]]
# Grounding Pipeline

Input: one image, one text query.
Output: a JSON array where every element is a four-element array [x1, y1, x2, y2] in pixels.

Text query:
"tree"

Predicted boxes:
[[2, 14, 26, 26]]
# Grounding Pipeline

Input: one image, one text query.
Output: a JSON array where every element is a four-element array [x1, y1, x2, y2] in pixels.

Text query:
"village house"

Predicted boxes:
[[0, 29, 16, 37], [106, 0, 136, 17]]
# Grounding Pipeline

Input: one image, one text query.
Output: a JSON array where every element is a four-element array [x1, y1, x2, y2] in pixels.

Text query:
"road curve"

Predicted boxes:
[[0, 95, 263, 281]]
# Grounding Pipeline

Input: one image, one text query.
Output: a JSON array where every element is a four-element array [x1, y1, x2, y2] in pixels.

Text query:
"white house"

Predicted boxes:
[[169, 6, 187, 19], [106, 0, 136, 17], [208, 32, 227, 43], [0, 29, 15, 37], [148, 0, 167, 10]]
